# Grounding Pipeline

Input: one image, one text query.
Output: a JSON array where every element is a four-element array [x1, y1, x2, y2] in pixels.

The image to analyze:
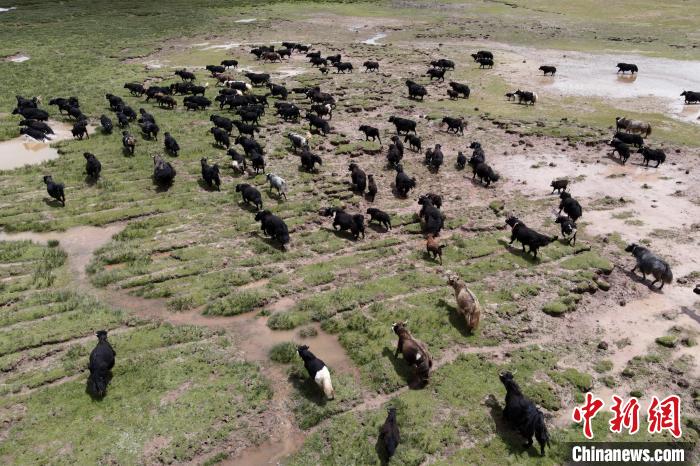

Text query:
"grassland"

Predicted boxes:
[[0, 1, 698, 465]]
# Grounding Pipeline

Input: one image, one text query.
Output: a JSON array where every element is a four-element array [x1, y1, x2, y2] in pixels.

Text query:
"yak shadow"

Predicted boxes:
[[616, 74, 637, 83], [237, 201, 260, 213], [368, 222, 390, 234], [485, 395, 541, 458], [255, 232, 287, 252], [498, 239, 540, 265], [680, 306, 700, 325], [381, 347, 425, 390], [289, 372, 328, 407], [622, 268, 664, 293], [437, 298, 473, 338], [421, 250, 440, 265], [603, 152, 629, 166], [326, 226, 357, 241], [85, 371, 113, 401], [153, 180, 173, 193], [374, 434, 391, 466], [42, 197, 64, 208], [196, 179, 220, 192], [84, 175, 99, 187], [122, 147, 135, 157]]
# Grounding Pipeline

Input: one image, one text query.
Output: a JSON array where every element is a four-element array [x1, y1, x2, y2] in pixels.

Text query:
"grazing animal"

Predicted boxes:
[[418, 195, 444, 236], [626, 244, 673, 290], [71, 120, 89, 140], [680, 90, 700, 104], [83, 152, 101, 179], [613, 131, 644, 148], [615, 117, 651, 137], [163, 132, 180, 156], [206, 64, 226, 75], [405, 79, 428, 101], [227, 148, 247, 173], [321, 207, 365, 240], [456, 151, 467, 169], [333, 62, 353, 73], [43, 175, 65, 206], [555, 215, 577, 246], [404, 134, 421, 152], [221, 59, 238, 69], [183, 95, 212, 111], [19, 127, 49, 141], [236, 135, 263, 156], [236, 184, 263, 210], [287, 132, 307, 152], [12, 107, 49, 121], [245, 72, 271, 87], [299, 147, 322, 172], [472, 162, 500, 187], [430, 58, 455, 70], [359, 125, 381, 143], [366, 208, 391, 231], [200, 158, 221, 190], [105, 93, 124, 110], [363, 60, 379, 72], [152, 155, 176, 187], [550, 178, 569, 194], [441, 116, 465, 135], [15, 95, 40, 110], [266, 173, 288, 200], [49, 97, 78, 114], [349, 163, 367, 194], [392, 321, 432, 386], [558, 192, 583, 222], [86, 330, 116, 398], [515, 90, 537, 105], [210, 114, 234, 133], [637, 146, 666, 167], [447, 89, 459, 100], [379, 408, 400, 460], [389, 116, 417, 135], [506, 216, 557, 258], [448, 81, 470, 98], [386, 143, 403, 168], [138, 108, 155, 124], [255, 210, 290, 246], [426, 234, 445, 264], [395, 164, 417, 198], [471, 51, 493, 61], [267, 83, 288, 100], [139, 121, 159, 140], [505, 92, 516, 101], [617, 63, 638, 74], [426, 67, 445, 82], [250, 151, 266, 174], [500, 371, 550, 456], [175, 69, 196, 81], [210, 127, 230, 148], [122, 131, 136, 155], [99, 115, 113, 134], [116, 112, 129, 128], [539, 65, 556, 76], [424, 144, 444, 173], [306, 113, 331, 135], [445, 272, 481, 331], [310, 103, 333, 120], [366, 174, 377, 202], [297, 345, 334, 399], [609, 138, 631, 164]]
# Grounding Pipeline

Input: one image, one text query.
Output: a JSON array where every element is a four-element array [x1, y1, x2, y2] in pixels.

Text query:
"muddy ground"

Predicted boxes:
[[0, 2, 698, 465]]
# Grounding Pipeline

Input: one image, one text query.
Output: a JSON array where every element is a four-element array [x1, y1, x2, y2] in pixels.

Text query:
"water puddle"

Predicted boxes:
[[5, 54, 29, 63], [0, 7, 16, 13], [0, 120, 76, 170], [493, 44, 700, 124], [276, 67, 305, 79], [235, 18, 257, 23], [362, 33, 387, 45]]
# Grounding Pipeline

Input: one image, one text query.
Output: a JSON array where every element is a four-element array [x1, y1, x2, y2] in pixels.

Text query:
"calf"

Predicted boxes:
[[201, 158, 221, 190], [550, 178, 569, 194], [456, 151, 467, 169], [555, 215, 577, 246], [256, 210, 290, 246], [626, 243, 673, 290], [87, 330, 116, 399], [539, 65, 556, 76], [505, 216, 557, 258], [363, 60, 379, 72], [236, 184, 263, 210], [426, 234, 445, 264], [349, 163, 367, 193], [477, 57, 494, 68], [43, 175, 65, 206], [500, 371, 550, 456], [297, 345, 334, 399], [441, 116, 465, 135], [379, 408, 400, 459], [395, 164, 416, 198], [266, 173, 288, 200], [638, 146, 666, 167], [558, 192, 583, 222], [366, 207, 391, 231], [83, 152, 102, 179], [359, 125, 381, 143], [389, 116, 417, 135], [608, 138, 631, 164], [445, 272, 480, 332], [122, 131, 136, 155], [392, 321, 432, 386]]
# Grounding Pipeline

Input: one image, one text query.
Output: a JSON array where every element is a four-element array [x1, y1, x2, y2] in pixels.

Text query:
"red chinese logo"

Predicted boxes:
[[609, 395, 640, 434], [572, 392, 605, 439], [647, 395, 682, 438]]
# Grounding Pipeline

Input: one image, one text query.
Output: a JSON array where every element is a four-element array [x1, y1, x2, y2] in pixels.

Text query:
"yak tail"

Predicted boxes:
[[87, 371, 107, 398], [315, 367, 335, 400], [645, 125, 652, 136], [661, 262, 673, 284], [532, 93, 538, 104], [533, 412, 550, 454]]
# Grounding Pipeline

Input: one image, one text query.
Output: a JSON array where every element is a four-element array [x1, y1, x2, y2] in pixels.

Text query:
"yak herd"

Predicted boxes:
[[9, 40, 691, 460]]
